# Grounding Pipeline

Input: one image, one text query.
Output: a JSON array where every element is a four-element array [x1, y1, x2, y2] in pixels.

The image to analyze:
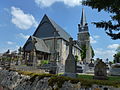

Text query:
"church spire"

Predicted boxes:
[[80, 8, 87, 26], [77, 8, 92, 64], [78, 8, 88, 32]]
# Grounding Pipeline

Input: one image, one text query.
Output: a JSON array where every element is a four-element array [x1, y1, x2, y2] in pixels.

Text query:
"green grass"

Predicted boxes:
[[108, 76, 120, 81], [77, 74, 120, 81], [77, 75, 93, 80]]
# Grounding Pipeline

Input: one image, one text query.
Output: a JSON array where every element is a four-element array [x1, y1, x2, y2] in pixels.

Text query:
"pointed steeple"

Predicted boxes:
[[78, 8, 88, 32], [80, 8, 87, 26]]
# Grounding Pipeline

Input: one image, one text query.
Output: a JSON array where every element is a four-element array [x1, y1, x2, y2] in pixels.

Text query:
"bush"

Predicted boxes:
[[75, 55, 79, 62], [40, 60, 49, 65]]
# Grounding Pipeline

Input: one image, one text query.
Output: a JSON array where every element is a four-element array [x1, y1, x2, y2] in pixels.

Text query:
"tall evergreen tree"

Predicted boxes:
[[83, 0, 120, 39]]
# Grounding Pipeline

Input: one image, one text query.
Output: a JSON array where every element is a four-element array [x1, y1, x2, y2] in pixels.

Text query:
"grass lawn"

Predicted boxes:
[[108, 76, 120, 81], [77, 74, 120, 81]]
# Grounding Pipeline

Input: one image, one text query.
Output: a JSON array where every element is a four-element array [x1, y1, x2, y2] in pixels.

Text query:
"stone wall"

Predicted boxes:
[[0, 69, 119, 90], [61, 39, 81, 65], [61, 39, 68, 65], [44, 38, 81, 65]]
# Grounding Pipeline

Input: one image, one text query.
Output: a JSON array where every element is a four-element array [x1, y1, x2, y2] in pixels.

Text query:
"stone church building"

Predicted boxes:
[[77, 8, 92, 63], [23, 8, 92, 66]]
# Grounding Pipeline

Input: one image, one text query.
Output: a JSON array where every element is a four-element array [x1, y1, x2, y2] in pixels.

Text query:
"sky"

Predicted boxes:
[[0, 0, 120, 61]]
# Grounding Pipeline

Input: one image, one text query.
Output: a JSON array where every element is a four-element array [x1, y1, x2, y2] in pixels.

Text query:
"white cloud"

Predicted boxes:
[[94, 35, 100, 39], [94, 48, 116, 61], [107, 44, 119, 50], [90, 36, 97, 44], [18, 33, 29, 39], [7, 41, 14, 45], [35, 0, 82, 7], [11, 6, 38, 30]]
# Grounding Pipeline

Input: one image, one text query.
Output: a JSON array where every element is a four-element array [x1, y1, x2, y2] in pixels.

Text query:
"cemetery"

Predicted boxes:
[[0, 0, 120, 90], [0, 20, 120, 89]]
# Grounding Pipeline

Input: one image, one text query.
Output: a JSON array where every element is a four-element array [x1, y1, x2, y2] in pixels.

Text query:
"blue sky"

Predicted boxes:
[[0, 0, 119, 61]]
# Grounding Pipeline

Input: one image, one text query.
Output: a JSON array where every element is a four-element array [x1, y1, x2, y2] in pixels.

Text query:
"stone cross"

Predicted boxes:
[[49, 30, 59, 74], [32, 38, 37, 68], [67, 38, 76, 55], [64, 37, 77, 78]]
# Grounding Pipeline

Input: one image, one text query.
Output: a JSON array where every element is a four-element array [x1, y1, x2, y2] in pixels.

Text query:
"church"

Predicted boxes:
[[23, 8, 92, 66]]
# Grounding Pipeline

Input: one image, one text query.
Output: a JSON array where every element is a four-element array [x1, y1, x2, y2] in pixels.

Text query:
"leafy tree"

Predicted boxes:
[[109, 61, 113, 66], [83, 0, 120, 40], [18, 47, 23, 54], [113, 45, 120, 63], [81, 45, 95, 60], [116, 45, 120, 52], [75, 55, 79, 62], [6, 49, 10, 54], [81, 45, 86, 60]]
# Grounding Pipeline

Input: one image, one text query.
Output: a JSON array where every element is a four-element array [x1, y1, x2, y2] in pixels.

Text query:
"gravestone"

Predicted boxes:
[[109, 63, 120, 76], [114, 54, 120, 63], [31, 38, 37, 68], [64, 38, 77, 78], [86, 59, 94, 74], [94, 59, 108, 80], [49, 61, 57, 74], [76, 65, 83, 73], [109, 53, 120, 76]]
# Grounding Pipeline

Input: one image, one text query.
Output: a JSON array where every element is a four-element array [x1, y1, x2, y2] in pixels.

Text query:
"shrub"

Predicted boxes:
[[40, 60, 49, 65]]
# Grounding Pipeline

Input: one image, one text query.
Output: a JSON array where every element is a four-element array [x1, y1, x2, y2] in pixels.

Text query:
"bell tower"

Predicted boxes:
[[77, 8, 92, 63]]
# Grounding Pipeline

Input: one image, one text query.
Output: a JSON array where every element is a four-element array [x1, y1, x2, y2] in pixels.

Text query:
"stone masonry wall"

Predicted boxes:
[[0, 69, 120, 90]]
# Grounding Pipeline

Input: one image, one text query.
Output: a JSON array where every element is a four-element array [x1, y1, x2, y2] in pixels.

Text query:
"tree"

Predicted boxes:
[[116, 45, 120, 52], [6, 49, 10, 54], [75, 55, 79, 62], [114, 53, 120, 63], [81, 45, 95, 60], [81, 45, 86, 60], [109, 61, 113, 66], [18, 47, 23, 55], [83, 0, 120, 40], [113, 45, 120, 63]]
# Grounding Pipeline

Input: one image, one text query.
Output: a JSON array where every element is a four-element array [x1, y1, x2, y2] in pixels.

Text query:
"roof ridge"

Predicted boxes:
[[46, 15, 72, 41], [33, 14, 71, 41]]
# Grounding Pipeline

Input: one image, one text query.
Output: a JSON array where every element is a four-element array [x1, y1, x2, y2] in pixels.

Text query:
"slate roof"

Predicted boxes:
[[48, 16, 71, 41], [33, 14, 71, 41], [24, 14, 82, 53], [81, 8, 87, 26], [24, 36, 50, 53]]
